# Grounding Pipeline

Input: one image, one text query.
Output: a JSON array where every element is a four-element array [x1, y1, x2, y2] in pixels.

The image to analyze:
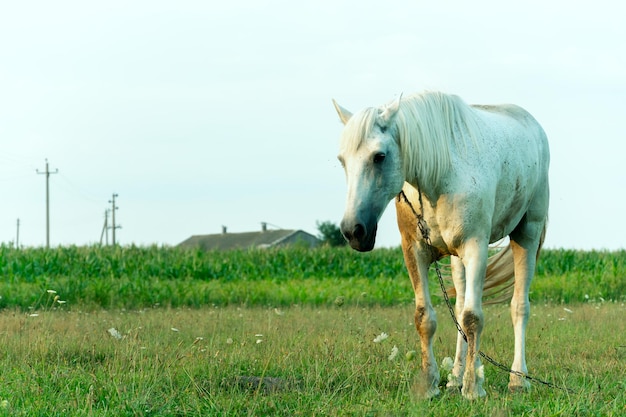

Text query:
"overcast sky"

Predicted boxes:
[[1, 0, 624, 250]]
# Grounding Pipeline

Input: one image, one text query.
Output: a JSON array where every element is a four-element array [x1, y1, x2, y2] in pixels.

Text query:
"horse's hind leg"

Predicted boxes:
[[446, 256, 467, 392], [508, 212, 547, 392], [400, 238, 440, 398]]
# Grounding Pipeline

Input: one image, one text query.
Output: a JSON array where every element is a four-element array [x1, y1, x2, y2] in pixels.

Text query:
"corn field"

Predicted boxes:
[[0, 244, 624, 310]]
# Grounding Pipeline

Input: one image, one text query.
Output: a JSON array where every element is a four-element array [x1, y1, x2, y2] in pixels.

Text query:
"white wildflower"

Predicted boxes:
[[373, 332, 389, 343], [256, 339, 263, 344], [388, 345, 399, 361], [563, 307, 573, 314], [107, 328, 123, 340], [171, 327, 179, 332], [441, 357, 454, 373], [29, 313, 39, 317], [46, 289, 57, 294]]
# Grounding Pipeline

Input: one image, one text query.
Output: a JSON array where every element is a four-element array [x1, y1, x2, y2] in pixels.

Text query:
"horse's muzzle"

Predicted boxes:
[[341, 219, 377, 252]]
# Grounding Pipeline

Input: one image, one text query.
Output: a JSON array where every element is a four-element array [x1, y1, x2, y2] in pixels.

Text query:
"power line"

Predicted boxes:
[[36, 159, 58, 248]]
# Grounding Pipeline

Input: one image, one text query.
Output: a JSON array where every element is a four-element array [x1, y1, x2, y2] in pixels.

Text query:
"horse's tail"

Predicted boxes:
[[448, 221, 548, 304], [481, 244, 516, 304], [443, 245, 514, 304]]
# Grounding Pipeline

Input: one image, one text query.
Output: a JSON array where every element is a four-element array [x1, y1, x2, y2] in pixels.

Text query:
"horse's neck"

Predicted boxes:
[[408, 180, 433, 205], [407, 150, 461, 203]]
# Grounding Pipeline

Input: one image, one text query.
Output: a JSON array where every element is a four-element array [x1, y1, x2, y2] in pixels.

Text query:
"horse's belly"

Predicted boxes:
[[490, 173, 539, 242]]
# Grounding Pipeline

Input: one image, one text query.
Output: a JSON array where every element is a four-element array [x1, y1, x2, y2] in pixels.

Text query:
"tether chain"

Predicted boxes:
[[397, 190, 573, 393]]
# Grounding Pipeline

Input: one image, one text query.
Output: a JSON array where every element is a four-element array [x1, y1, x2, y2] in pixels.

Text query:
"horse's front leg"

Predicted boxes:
[[446, 256, 467, 391], [401, 239, 440, 398], [459, 240, 489, 400]]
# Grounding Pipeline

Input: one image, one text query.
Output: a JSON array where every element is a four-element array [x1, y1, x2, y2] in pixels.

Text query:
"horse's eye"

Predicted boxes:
[[373, 153, 386, 164], [380, 125, 387, 133]]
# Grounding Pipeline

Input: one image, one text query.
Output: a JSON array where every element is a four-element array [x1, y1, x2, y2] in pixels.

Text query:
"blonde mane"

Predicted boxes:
[[338, 107, 378, 153], [340, 91, 482, 186]]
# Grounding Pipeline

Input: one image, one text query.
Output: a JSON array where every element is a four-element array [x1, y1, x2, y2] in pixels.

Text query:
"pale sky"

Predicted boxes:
[[1, 0, 625, 250]]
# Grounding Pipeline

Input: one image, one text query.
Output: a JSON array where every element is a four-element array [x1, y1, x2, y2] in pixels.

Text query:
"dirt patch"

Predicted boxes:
[[222, 376, 300, 394]]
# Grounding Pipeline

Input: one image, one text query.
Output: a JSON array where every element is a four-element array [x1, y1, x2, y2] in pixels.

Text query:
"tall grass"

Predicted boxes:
[[0, 244, 624, 310]]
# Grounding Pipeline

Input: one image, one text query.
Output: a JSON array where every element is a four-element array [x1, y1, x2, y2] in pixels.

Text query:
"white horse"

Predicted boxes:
[[333, 91, 549, 400]]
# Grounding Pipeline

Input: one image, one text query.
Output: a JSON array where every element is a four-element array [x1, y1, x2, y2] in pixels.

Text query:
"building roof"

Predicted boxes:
[[177, 229, 320, 251]]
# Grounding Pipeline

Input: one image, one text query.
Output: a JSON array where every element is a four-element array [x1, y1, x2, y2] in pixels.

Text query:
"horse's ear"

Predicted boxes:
[[378, 94, 402, 125], [332, 99, 352, 125]]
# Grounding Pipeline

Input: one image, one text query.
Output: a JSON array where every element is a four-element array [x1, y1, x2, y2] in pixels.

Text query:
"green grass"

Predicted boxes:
[[1, 245, 625, 310], [0, 303, 624, 416], [0, 246, 624, 415], [534, 249, 626, 303]]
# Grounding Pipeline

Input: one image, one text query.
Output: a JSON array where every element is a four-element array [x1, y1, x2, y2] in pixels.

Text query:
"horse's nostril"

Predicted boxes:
[[340, 223, 366, 242], [352, 223, 366, 240]]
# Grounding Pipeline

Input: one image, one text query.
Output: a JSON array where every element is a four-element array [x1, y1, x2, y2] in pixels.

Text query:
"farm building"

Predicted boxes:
[[178, 223, 321, 251]]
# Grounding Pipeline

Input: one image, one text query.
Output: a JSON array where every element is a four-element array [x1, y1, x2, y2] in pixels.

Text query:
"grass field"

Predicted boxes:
[[0, 245, 624, 415], [0, 303, 624, 416]]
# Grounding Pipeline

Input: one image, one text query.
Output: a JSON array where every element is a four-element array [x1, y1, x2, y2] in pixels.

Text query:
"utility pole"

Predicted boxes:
[[16, 218, 20, 248], [36, 159, 58, 248], [100, 209, 110, 246], [108, 193, 121, 245]]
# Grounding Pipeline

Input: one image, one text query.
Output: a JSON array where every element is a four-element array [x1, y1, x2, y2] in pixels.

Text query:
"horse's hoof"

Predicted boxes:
[[461, 385, 486, 400], [414, 380, 441, 400], [445, 384, 462, 395], [426, 386, 441, 399], [445, 375, 462, 394], [416, 385, 441, 400], [508, 380, 531, 393]]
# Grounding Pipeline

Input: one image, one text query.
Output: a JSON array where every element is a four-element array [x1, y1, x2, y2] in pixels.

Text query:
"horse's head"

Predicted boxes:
[[334, 97, 405, 251]]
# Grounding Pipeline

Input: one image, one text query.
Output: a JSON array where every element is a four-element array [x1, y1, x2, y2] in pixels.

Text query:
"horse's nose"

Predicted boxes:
[[341, 217, 377, 252], [341, 221, 366, 242]]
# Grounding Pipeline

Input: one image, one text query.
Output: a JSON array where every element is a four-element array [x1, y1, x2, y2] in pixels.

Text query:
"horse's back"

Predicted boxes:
[[471, 103, 549, 170], [472, 103, 540, 127], [473, 103, 547, 144]]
